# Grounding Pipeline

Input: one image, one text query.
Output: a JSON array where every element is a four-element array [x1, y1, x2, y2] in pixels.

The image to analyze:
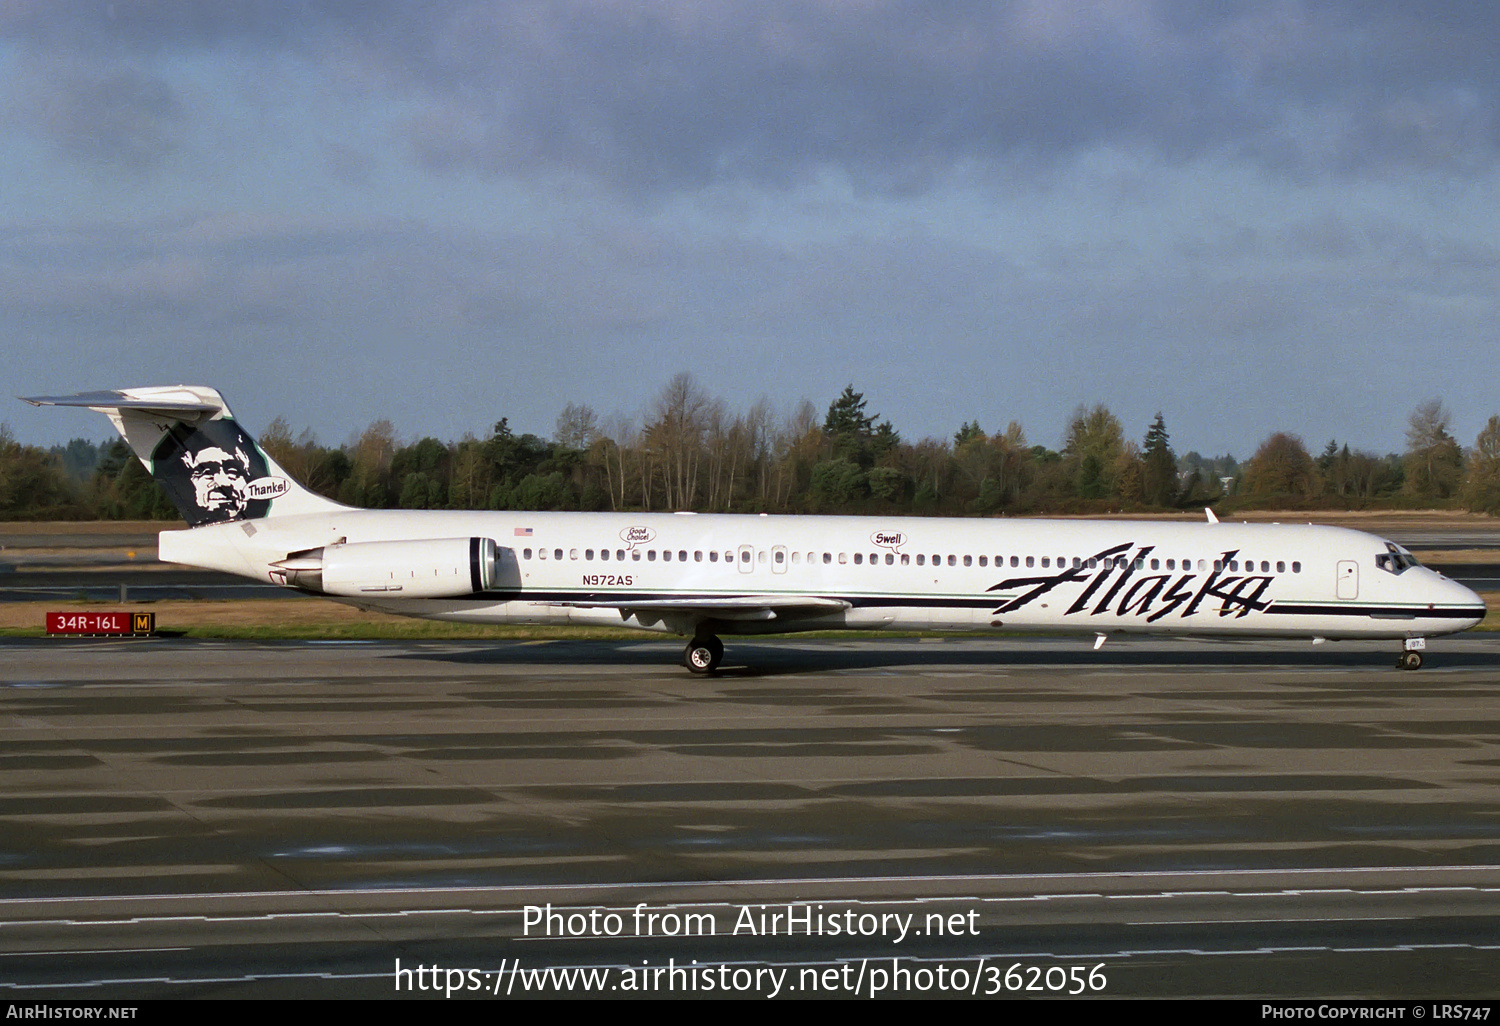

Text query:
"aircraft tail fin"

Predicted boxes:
[[21, 386, 345, 527]]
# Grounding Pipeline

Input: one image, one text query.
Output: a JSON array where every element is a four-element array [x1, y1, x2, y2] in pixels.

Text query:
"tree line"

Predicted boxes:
[[3, 377, 1499, 520]]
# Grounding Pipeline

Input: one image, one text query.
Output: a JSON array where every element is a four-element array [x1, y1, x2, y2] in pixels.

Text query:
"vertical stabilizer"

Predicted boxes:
[[21, 386, 345, 526]]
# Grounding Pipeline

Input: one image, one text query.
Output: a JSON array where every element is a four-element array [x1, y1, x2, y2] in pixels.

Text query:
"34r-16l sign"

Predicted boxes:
[[46, 612, 155, 635]]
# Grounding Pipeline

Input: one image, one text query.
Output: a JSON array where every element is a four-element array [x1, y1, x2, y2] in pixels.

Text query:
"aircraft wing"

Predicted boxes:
[[553, 595, 852, 622]]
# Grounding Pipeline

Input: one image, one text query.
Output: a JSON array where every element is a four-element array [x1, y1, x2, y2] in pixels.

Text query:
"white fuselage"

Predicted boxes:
[[160, 510, 1486, 642]]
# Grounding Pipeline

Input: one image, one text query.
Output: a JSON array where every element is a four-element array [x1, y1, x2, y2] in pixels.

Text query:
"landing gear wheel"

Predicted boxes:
[[1399, 650, 1423, 671], [683, 635, 724, 675]]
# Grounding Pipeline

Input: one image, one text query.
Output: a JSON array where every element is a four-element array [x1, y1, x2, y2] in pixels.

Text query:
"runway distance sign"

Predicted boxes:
[[46, 611, 156, 635]]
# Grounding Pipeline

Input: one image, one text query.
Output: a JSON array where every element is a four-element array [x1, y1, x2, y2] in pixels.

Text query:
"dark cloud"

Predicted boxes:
[[26, 67, 182, 172], [5, 1, 1500, 190]]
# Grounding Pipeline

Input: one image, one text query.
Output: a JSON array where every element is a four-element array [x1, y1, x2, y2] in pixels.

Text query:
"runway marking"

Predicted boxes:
[[0, 947, 188, 956], [14, 887, 1494, 935], [9, 941, 1500, 993], [1128, 917, 1407, 926], [6, 863, 1500, 909], [0, 971, 390, 991]]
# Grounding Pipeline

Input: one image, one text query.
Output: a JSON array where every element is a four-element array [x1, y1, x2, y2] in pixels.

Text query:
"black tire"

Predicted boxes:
[[1399, 650, 1423, 671], [685, 636, 722, 674]]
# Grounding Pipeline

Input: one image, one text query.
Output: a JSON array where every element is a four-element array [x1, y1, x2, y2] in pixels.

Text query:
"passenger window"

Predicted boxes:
[[775, 550, 784, 564], [963, 555, 972, 567], [1150, 559, 1159, 570], [1041, 557, 1050, 568], [1276, 561, 1285, 573], [1026, 556, 1034, 568], [585, 549, 594, 560], [854, 553, 863, 565], [979, 556, 988, 567], [948, 555, 957, 567], [662, 550, 671, 562], [632, 549, 641, 561], [1293, 561, 1301, 572], [838, 553, 847, 564], [1011, 556, 1019, 568], [900, 554, 909, 565], [823, 552, 832, 564], [523, 548, 533, 559], [885, 553, 894, 565], [695, 551, 703, 562], [617, 550, 625, 560], [600, 549, 609, 561], [709, 551, 718, 562], [917, 554, 926, 566]]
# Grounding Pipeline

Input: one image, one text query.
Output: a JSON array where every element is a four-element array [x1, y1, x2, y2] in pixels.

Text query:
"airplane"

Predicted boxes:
[[23, 385, 1487, 672]]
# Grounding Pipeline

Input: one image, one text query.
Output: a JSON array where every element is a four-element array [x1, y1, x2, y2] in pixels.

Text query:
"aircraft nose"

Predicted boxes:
[[1440, 575, 1488, 630]]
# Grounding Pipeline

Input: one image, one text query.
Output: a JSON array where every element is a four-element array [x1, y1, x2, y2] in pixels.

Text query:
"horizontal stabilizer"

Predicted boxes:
[[21, 389, 224, 416]]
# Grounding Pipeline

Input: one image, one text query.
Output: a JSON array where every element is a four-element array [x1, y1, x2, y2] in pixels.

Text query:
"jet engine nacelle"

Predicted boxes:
[[271, 537, 498, 598]]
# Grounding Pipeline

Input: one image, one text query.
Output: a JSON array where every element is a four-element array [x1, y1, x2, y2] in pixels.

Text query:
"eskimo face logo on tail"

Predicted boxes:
[[150, 420, 274, 526]]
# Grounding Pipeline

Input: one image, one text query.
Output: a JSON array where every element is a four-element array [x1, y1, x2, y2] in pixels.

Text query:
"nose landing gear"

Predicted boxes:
[[684, 633, 724, 674], [1399, 637, 1426, 670]]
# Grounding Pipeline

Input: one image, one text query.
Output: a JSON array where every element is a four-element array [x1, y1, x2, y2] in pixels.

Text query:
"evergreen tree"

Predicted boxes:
[[824, 385, 876, 439], [1141, 412, 1178, 507], [953, 420, 984, 447]]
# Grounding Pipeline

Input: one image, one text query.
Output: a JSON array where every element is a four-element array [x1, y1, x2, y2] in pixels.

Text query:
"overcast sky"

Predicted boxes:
[[4, 1, 1498, 459]]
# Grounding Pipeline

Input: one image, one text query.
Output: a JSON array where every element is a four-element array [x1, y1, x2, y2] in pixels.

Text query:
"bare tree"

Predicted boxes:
[[257, 416, 319, 484], [554, 403, 601, 450], [1463, 415, 1500, 513], [642, 373, 715, 510], [1404, 398, 1463, 501]]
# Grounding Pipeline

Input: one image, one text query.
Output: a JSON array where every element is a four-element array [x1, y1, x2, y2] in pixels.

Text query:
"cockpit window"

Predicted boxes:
[[1375, 542, 1420, 575]]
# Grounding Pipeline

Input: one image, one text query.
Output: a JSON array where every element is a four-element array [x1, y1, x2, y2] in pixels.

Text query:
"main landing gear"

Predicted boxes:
[[1398, 637, 1426, 671], [683, 633, 724, 674]]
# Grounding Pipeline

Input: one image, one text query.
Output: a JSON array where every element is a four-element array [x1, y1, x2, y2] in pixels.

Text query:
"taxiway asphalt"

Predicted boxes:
[[2, 636, 1499, 998]]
